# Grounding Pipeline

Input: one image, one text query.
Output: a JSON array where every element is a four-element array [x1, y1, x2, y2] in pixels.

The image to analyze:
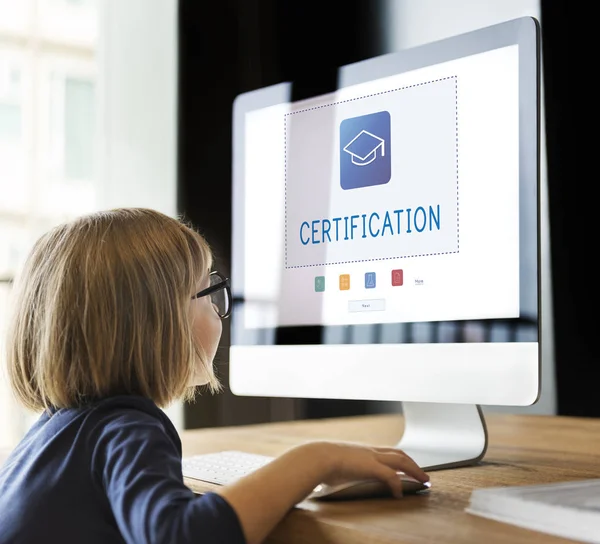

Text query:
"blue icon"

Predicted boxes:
[[365, 272, 376, 289], [340, 111, 391, 190]]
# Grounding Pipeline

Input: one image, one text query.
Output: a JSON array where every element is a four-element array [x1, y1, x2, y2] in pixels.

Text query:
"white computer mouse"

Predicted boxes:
[[309, 475, 431, 501]]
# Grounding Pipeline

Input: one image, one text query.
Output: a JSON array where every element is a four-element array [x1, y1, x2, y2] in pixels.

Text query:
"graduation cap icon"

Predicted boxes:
[[339, 111, 391, 190], [342, 130, 385, 166]]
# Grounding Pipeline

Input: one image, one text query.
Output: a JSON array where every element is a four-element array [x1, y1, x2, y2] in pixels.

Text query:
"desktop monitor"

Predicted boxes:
[[230, 16, 540, 470]]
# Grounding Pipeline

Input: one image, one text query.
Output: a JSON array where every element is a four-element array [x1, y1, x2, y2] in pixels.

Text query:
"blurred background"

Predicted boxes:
[[1, 0, 577, 453]]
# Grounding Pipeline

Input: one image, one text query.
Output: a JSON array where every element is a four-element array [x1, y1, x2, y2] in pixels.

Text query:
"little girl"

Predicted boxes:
[[0, 208, 428, 544]]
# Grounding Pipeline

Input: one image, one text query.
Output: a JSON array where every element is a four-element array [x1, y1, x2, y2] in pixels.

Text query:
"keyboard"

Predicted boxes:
[[181, 450, 431, 501], [182, 450, 275, 486]]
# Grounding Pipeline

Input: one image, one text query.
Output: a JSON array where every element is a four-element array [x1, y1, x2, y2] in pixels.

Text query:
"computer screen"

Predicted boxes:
[[230, 17, 540, 418]]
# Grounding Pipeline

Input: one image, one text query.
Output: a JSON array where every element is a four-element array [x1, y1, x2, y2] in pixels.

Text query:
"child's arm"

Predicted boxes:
[[93, 405, 427, 544], [218, 441, 429, 544], [94, 409, 249, 544]]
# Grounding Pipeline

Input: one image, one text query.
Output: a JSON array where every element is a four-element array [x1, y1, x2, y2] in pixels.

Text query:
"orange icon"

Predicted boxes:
[[339, 274, 350, 290]]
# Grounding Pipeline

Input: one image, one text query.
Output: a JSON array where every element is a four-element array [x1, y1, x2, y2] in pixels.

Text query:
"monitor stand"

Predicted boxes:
[[395, 402, 488, 470]]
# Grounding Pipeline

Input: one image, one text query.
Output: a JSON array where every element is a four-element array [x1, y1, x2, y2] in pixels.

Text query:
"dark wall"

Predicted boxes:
[[541, 2, 596, 416]]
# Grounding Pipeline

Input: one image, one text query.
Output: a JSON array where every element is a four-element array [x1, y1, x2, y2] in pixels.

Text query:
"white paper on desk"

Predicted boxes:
[[465, 478, 600, 543]]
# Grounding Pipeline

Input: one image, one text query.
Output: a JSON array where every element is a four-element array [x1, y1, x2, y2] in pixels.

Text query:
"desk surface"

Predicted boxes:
[[181, 413, 600, 544]]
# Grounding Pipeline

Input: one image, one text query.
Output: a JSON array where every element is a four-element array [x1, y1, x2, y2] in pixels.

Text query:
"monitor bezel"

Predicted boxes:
[[229, 16, 541, 405]]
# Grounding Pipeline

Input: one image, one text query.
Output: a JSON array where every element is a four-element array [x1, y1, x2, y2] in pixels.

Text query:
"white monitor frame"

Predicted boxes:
[[230, 16, 540, 409]]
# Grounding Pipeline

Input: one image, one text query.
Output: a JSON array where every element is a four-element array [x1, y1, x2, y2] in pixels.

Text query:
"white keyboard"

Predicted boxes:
[[182, 450, 275, 486], [182, 449, 430, 500]]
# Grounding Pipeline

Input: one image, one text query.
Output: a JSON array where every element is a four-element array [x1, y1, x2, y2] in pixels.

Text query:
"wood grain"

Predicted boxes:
[[181, 414, 600, 544]]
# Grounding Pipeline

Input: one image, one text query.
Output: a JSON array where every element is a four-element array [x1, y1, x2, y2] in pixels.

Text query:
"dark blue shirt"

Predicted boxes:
[[0, 396, 246, 544]]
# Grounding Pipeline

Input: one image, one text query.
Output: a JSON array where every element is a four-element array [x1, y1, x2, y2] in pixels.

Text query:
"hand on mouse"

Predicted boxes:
[[219, 441, 429, 544], [314, 441, 429, 498]]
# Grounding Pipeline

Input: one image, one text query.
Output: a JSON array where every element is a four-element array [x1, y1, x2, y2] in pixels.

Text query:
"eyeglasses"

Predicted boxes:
[[192, 271, 232, 319]]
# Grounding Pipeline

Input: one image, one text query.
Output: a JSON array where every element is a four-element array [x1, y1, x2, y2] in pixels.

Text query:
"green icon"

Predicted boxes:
[[315, 276, 325, 292]]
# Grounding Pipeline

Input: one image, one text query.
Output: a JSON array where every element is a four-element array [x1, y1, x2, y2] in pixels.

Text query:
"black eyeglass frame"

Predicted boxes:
[[191, 271, 232, 319]]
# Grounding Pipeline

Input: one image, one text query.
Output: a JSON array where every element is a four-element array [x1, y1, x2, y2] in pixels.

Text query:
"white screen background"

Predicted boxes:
[[242, 45, 519, 328]]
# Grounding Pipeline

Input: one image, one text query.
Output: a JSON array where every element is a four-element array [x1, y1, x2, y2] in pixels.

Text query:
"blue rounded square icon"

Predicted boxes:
[[365, 272, 376, 289], [340, 111, 391, 190]]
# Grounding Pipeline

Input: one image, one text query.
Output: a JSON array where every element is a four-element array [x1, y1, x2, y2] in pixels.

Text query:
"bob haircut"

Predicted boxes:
[[6, 208, 220, 411]]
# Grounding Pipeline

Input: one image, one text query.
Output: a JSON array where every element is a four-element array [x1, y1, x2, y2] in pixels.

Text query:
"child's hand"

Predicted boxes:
[[316, 441, 429, 498], [219, 441, 429, 544]]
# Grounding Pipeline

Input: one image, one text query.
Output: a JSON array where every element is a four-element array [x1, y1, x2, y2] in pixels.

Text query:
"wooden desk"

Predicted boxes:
[[181, 413, 600, 544]]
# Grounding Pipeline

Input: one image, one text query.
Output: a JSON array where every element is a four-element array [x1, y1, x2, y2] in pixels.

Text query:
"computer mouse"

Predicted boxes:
[[309, 475, 431, 501]]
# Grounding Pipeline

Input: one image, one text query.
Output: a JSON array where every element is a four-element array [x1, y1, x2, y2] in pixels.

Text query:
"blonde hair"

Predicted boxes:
[[6, 208, 220, 412]]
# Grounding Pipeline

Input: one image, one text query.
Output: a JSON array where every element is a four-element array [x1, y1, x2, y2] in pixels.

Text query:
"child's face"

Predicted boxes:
[[189, 273, 223, 385]]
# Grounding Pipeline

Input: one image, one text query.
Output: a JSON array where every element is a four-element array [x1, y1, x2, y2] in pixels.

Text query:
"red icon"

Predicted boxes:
[[391, 269, 403, 286]]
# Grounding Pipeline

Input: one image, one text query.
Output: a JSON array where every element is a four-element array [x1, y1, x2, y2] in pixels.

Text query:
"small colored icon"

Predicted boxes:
[[339, 274, 350, 290], [391, 269, 403, 286], [314, 276, 325, 292], [365, 272, 376, 289]]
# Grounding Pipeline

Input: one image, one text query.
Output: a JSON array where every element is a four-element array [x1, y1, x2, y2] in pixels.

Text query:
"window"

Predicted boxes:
[[0, 0, 98, 449]]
